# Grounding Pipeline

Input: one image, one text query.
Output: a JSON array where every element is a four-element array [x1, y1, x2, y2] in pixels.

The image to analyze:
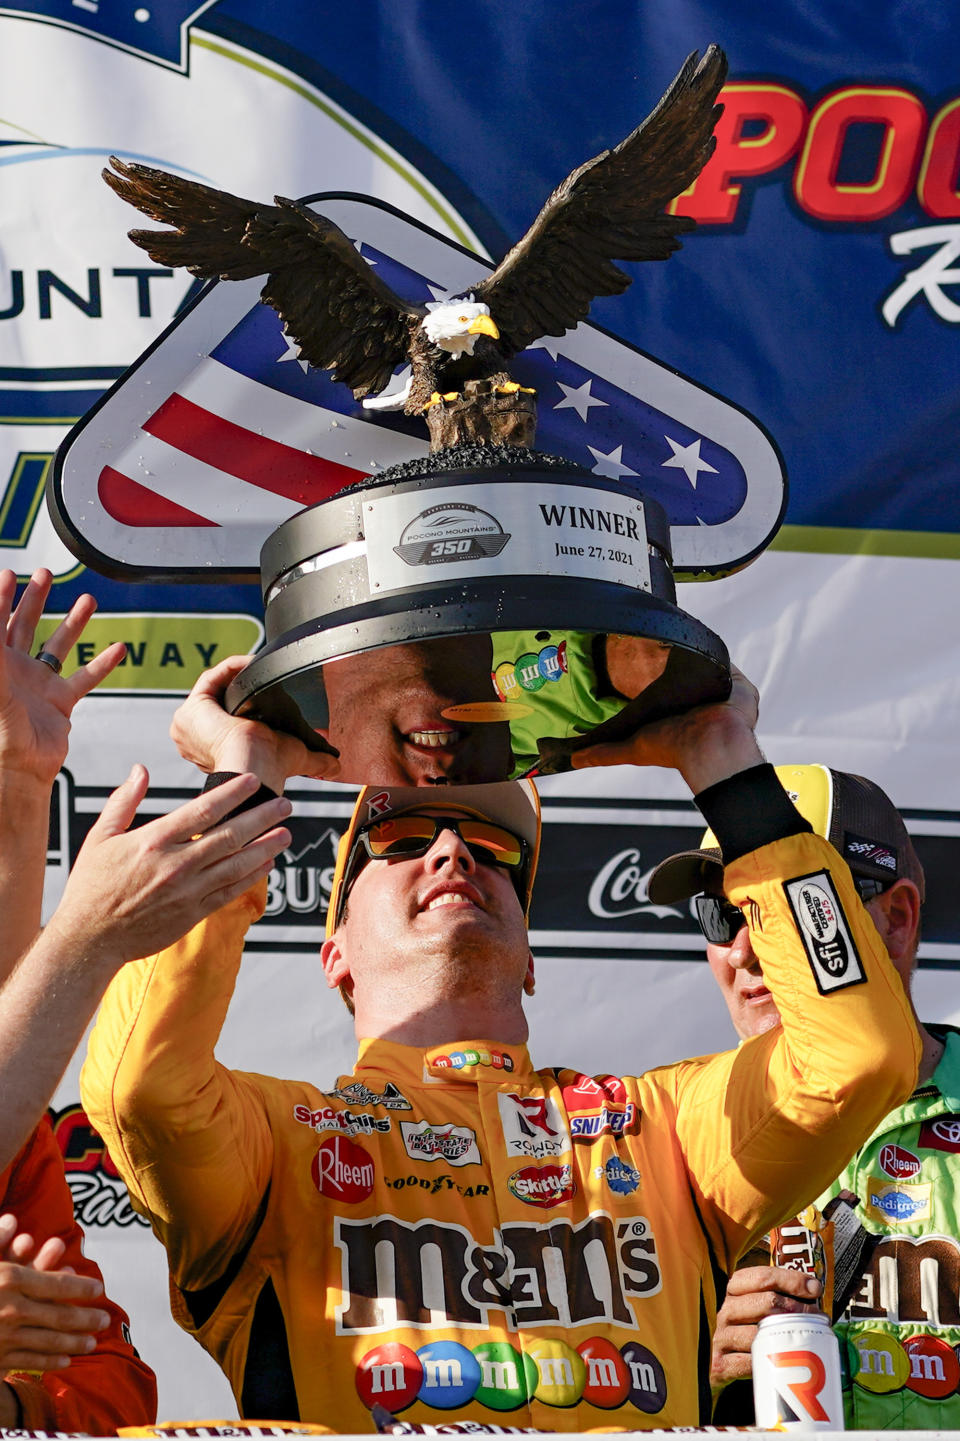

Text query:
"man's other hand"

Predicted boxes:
[[0, 1211, 109, 1417], [711, 1264, 823, 1385], [44, 768, 293, 969], [571, 664, 763, 794], [171, 655, 336, 794]]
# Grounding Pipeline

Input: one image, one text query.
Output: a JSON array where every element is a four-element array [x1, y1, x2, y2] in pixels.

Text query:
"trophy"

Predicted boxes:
[[223, 443, 730, 783], [51, 45, 787, 785]]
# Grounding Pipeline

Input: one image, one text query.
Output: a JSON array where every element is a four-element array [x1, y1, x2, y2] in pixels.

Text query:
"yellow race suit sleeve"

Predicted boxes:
[[666, 830, 920, 1274], [80, 882, 272, 1291]]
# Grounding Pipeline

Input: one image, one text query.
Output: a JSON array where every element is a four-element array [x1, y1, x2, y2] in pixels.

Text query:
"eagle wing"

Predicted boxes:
[[471, 46, 727, 356], [104, 157, 423, 396]]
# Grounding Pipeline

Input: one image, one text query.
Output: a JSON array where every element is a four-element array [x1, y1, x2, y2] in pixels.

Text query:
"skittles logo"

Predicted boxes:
[[493, 640, 568, 700], [355, 1336, 667, 1414]]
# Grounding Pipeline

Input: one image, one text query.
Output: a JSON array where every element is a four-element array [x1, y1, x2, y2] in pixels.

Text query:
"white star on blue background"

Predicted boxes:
[[662, 436, 717, 488], [587, 443, 637, 480], [553, 378, 609, 422]]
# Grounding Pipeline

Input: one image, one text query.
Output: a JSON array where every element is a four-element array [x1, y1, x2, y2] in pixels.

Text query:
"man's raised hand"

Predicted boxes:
[[0, 569, 125, 785], [43, 768, 293, 968]]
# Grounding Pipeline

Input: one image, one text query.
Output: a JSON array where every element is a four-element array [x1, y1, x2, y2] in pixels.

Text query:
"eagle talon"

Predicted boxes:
[[494, 382, 537, 396]]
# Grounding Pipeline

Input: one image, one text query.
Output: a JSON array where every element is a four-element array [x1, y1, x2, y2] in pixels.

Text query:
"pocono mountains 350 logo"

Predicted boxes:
[[393, 504, 511, 566], [677, 76, 960, 328]]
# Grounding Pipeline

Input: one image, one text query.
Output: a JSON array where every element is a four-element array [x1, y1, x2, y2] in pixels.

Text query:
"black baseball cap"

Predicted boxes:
[[648, 763, 925, 905]]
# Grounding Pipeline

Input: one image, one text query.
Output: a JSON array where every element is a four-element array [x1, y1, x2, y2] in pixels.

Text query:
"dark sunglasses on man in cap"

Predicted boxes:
[[694, 871, 894, 947], [333, 813, 532, 930]]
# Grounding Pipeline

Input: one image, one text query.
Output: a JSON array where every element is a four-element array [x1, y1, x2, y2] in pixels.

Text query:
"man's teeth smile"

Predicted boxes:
[[427, 893, 474, 910], [407, 729, 459, 748]]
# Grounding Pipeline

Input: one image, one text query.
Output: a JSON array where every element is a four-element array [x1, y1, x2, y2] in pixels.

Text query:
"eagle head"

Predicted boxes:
[[422, 300, 500, 355]]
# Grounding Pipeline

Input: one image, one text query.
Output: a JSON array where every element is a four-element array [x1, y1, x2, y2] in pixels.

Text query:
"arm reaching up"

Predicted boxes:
[[0, 768, 291, 1168], [0, 569, 125, 984]]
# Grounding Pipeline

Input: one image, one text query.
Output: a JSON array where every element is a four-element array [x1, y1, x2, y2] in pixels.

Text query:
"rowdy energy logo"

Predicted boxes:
[[764, 1350, 833, 1424], [498, 1093, 570, 1160]]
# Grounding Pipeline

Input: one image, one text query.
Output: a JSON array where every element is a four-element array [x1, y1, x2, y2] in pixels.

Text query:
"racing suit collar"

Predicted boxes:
[[356, 1036, 534, 1085]]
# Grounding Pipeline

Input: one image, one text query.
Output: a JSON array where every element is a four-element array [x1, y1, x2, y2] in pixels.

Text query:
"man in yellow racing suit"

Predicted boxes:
[[80, 659, 919, 1431]]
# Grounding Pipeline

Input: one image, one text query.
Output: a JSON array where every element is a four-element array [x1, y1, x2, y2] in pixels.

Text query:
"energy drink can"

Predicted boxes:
[[752, 1311, 843, 1430]]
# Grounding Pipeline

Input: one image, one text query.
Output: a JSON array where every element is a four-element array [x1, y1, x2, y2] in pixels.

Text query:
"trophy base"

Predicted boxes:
[[225, 447, 731, 785]]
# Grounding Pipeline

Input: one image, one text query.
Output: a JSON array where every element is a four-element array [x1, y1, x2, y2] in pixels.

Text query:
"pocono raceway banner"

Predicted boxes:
[[1, 0, 958, 1418]]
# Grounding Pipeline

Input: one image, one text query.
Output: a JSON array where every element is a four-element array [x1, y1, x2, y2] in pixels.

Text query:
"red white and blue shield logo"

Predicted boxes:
[[51, 193, 787, 583]]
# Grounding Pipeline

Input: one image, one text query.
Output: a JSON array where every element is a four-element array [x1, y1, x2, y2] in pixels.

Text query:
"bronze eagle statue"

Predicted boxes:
[[104, 45, 726, 449]]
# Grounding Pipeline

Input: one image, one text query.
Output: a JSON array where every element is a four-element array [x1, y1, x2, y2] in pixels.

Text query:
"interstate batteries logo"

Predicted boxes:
[[393, 503, 511, 566], [400, 1120, 482, 1166]]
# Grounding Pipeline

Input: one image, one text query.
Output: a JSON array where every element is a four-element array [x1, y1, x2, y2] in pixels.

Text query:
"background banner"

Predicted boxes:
[[0, 0, 956, 1417]]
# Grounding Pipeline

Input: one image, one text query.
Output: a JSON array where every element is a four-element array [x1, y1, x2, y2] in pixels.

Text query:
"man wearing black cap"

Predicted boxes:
[[81, 666, 920, 1431], [649, 764, 956, 1429]]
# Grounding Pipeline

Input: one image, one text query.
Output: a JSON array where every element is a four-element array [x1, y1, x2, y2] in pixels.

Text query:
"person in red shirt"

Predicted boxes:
[[0, 569, 156, 1428]]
